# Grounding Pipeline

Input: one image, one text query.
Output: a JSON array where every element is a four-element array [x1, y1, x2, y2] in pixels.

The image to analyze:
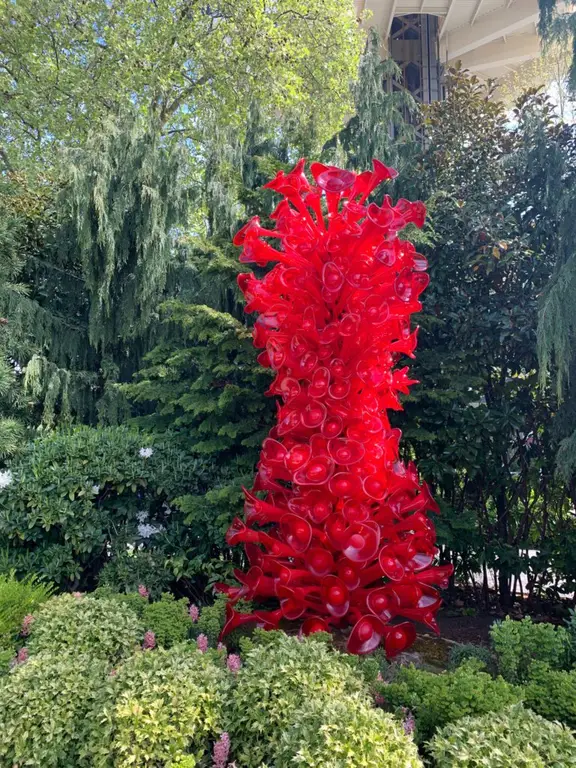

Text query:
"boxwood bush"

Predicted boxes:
[[225, 631, 369, 767], [490, 616, 571, 683], [429, 704, 576, 767], [275, 696, 423, 768], [95, 645, 229, 768], [524, 661, 576, 729], [28, 594, 143, 662], [141, 593, 192, 648], [0, 652, 110, 768], [382, 659, 522, 742]]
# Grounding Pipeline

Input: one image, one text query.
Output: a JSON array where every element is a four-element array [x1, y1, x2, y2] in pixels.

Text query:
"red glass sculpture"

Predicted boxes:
[[218, 159, 453, 657]]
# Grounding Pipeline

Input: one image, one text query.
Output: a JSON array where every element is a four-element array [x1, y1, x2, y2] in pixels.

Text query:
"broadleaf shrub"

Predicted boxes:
[[382, 660, 522, 743], [524, 661, 576, 729], [95, 645, 229, 768], [490, 616, 571, 682], [225, 631, 369, 767], [0, 652, 110, 768], [429, 704, 576, 767], [275, 696, 422, 768], [0, 426, 211, 591], [141, 592, 192, 647], [28, 594, 143, 662]]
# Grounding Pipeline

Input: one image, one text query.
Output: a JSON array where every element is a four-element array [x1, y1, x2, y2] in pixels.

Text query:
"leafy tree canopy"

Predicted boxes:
[[0, 0, 363, 163]]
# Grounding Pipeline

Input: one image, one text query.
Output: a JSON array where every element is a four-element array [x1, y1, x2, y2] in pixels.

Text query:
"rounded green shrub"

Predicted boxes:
[[524, 661, 576, 729], [0, 652, 110, 767], [95, 645, 229, 768], [429, 704, 576, 767], [225, 631, 369, 767], [382, 659, 522, 743], [195, 592, 252, 647], [447, 642, 495, 673], [142, 593, 192, 647], [28, 594, 143, 662], [490, 616, 571, 683], [275, 696, 423, 768]]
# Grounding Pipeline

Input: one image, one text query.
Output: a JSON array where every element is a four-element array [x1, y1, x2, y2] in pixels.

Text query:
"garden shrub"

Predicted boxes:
[[490, 616, 571, 683], [0, 426, 210, 590], [524, 661, 576, 729], [382, 659, 522, 743], [429, 703, 576, 767], [225, 631, 369, 767], [447, 642, 495, 673], [141, 592, 192, 647], [93, 586, 149, 618], [95, 645, 229, 768], [196, 592, 252, 647], [97, 548, 175, 598], [0, 651, 110, 768], [28, 594, 143, 663], [341, 646, 388, 685], [0, 647, 13, 675], [275, 696, 423, 768]]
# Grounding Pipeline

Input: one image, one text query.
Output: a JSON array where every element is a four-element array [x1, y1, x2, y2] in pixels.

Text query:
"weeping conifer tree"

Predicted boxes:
[[538, 0, 576, 92], [64, 110, 190, 349], [124, 106, 290, 573], [0, 172, 82, 443], [0, 188, 27, 458], [0, 111, 191, 429]]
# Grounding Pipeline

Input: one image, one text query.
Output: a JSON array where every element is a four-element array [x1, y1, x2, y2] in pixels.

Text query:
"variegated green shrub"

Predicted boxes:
[[28, 594, 143, 662], [275, 696, 423, 768], [95, 645, 229, 768], [429, 704, 576, 767], [0, 652, 111, 767]]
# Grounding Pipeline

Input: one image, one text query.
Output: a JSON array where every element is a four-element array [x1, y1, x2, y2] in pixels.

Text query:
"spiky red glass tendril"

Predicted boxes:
[[218, 160, 453, 657]]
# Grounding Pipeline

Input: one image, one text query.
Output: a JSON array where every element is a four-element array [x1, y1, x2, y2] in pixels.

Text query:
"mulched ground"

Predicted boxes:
[[436, 610, 495, 646]]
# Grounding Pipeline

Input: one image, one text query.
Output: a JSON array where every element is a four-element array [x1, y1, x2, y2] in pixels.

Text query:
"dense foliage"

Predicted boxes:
[[523, 662, 576, 729], [225, 631, 368, 767], [401, 71, 576, 608], [98, 646, 229, 768], [490, 616, 571, 682], [429, 704, 576, 768], [447, 643, 495, 673], [0, 652, 110, 768], [2, 591, 576, 766], [28, 595, 143, 662], [275, 696, 423, 768], [0, 572, 53, 670], [140, 593, 193, 649], [0, 426, 215, 590], [0, 0, 363, 160], [382, 660, 522, 743]]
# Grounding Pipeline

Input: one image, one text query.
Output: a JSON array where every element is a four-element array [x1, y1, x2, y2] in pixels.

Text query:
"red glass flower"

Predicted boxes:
[[219, 160, 453, 656]]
